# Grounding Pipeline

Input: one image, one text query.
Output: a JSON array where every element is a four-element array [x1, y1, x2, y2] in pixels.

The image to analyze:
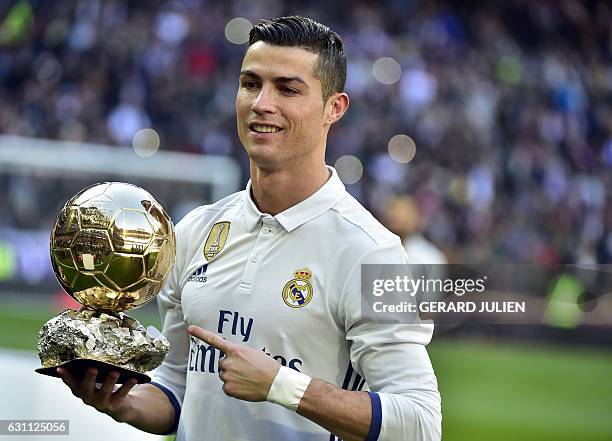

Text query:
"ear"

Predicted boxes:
[[324, 92, 350, 126]]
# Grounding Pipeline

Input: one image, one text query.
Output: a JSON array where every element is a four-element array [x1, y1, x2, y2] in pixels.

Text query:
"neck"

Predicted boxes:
[[249, 162, 330, 215]]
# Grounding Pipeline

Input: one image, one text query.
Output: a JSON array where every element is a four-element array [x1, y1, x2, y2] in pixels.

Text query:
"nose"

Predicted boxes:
[[251, 86, 276, 114]]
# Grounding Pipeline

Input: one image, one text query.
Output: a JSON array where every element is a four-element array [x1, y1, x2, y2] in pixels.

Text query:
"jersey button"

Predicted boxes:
[[250, 255, 258, 263]]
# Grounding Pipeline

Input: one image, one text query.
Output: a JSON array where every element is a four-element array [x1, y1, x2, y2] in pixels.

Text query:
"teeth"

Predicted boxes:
[[252, 124, 281, 133]]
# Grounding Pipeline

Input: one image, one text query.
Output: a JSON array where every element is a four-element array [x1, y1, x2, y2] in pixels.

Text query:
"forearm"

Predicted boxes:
[[297, 379, 372, 441], [115, 383, 177, 435]]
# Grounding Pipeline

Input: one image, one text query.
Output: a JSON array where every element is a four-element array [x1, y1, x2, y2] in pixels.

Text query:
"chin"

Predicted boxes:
[[245, 148, 282, 169]]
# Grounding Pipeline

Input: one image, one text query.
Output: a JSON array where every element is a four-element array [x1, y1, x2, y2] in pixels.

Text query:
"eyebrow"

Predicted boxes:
[[239, 70, 309, 88]]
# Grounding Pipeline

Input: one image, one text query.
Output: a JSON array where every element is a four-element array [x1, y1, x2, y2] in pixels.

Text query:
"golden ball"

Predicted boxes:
[[50, 182, 176, 312]]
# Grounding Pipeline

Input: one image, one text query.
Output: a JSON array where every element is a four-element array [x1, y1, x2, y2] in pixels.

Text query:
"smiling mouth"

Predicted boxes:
[[249, 123, 283, 134]]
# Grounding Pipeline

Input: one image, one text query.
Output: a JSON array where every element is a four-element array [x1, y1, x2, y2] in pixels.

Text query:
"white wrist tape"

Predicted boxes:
[[266, 366, 312, 411]]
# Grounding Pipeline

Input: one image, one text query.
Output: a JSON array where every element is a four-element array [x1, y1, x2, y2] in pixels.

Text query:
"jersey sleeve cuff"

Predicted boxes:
[[150, 381, 181, 435], [365, 391, 382, 441]]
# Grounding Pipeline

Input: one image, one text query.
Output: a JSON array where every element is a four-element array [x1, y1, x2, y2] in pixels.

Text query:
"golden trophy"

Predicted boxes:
[[35, 182, 176, 384]]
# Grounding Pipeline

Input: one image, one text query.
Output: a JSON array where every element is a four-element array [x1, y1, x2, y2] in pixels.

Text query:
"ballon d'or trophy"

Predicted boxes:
[[35, 182, 176, 383]]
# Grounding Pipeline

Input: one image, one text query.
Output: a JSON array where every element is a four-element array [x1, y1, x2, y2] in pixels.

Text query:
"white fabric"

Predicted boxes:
[[266, 366, 312, 411], [152, 166, 441, 441], [403, 235, 447, 265]]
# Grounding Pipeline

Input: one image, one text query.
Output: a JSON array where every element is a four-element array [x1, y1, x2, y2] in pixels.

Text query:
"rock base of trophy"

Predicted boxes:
[[36, 309, 169, 385], [35, 358, 151, 384]]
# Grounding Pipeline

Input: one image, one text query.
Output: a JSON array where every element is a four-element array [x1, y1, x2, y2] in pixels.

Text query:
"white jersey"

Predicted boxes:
[[403, 235, 447, 265], [151, 167, 441, 441]]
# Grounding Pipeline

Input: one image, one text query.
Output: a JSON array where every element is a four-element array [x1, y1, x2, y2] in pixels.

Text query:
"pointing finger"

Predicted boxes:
[[187, 325, 234, 353]]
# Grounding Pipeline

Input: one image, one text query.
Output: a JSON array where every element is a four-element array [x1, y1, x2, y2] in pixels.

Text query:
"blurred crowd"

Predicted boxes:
[[1, 0, 611, 264]]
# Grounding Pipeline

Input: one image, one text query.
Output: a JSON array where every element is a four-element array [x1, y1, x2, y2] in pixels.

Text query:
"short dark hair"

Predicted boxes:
[[248, 16, 347, 103]]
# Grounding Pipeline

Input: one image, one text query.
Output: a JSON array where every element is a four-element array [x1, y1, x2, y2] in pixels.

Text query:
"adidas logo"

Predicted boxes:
[[187, 264, 208, 283]]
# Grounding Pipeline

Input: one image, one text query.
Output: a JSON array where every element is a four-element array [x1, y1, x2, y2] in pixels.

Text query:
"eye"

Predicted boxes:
[[280, 86, 298, 95], [241, 80, 259, 90]]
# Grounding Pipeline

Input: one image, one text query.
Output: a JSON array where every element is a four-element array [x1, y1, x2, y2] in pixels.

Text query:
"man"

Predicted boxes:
[[58, 16, 441, 441], [384, 196, 447, 265]]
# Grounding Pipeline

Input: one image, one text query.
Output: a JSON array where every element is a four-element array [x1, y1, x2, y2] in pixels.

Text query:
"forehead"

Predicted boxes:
[[240, 42, 320, 83]]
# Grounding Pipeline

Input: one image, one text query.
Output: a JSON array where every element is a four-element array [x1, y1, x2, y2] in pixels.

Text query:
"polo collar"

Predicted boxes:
[[243, 166, 346, 232]]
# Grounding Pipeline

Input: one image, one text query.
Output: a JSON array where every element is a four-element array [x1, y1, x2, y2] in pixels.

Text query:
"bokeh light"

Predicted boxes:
[[225, 17, 253, 45], [335, 155, 363, 184], [373, 57, 402, 85], [388, 134, 417, 163], [132, 128, 160, 158]]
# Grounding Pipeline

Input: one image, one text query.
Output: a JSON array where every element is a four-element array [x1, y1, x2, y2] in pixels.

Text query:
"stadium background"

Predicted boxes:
[[0, 0, 610, 440]]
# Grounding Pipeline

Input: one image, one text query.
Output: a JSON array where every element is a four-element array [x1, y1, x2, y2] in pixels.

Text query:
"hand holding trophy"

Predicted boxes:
[[35, 182, 176, 384]]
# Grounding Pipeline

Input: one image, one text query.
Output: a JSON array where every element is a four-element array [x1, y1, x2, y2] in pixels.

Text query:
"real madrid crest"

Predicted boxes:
[[282, 268, 314, 308], [203, 221, 230, 261]]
